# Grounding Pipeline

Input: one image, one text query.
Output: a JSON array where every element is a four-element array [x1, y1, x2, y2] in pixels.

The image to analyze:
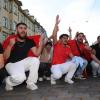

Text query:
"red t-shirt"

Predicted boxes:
[[52, 41, 72, 65], [68, 40, 85, 57], [83, 49, 92, 61]]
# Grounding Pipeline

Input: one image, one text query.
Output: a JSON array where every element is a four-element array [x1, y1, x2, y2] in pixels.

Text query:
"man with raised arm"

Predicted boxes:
[[50, 15, 77, 85]]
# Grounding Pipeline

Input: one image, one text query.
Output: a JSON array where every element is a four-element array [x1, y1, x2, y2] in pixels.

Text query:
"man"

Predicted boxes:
[[68, 32, 88, 79], [91, 36, 100, 77], [0, 43, 4, 84], [50, 15, 77, 85], [38, 41, 52, 81], [4, 23, 45, 91]]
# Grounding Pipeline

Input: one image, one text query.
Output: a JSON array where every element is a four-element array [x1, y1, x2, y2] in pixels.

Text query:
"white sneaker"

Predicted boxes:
[[5, 78, 13, 91], [51, 75, 56, 85], [26, 83, 38, 90], [38, 77, 43, 81], [46, 77, 51, 81], [65, 78, 74, 84], [93, 75, 97, 78]]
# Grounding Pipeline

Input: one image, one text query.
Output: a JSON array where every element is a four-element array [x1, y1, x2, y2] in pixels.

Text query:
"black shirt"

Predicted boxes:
[[7, 38, 36, 63], [0, 43, 3, 54], [92, 43, 100, 60]]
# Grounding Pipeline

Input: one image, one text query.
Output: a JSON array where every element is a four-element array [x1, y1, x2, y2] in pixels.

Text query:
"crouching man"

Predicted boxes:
[[4, 23, 45, 91], [50, 15, 77, 85]]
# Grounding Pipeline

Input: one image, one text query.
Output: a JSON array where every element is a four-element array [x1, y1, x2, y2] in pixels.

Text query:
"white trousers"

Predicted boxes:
[[91, 60, 100, 75], [5, 57, 40, 86], [51, 61, 77, 80]]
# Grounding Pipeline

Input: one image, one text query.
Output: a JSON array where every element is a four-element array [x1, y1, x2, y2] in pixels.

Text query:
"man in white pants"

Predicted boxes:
[[50, 15, 77, 85], [4, 23, 45, 91]]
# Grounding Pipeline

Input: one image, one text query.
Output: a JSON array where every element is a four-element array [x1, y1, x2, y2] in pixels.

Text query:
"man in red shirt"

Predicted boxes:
[[68, 32, 88, 79], [50, 15, 77, 85]]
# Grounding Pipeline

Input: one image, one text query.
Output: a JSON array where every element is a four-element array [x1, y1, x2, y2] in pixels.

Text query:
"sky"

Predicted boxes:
[[21, 0, 100, 45]]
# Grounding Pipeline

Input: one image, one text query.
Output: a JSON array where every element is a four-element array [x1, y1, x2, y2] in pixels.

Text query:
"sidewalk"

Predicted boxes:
[[0, 77, 100, 100]]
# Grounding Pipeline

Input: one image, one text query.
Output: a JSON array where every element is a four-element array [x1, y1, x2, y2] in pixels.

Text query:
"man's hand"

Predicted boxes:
[[54, 15, 60, 32], [83, 35, 88, 42], [55, 15, 60, 25], [39, 33, 47, 46]]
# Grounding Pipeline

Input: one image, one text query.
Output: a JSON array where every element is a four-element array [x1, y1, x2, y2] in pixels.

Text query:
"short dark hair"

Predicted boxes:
[[97, 35, 100, 40], [76, 32, 84, 37], [59, 34, 69, 39], [16, 22, 27, 28]]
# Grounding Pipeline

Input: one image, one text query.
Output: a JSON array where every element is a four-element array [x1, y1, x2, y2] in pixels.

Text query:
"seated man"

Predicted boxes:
[[50, 15, 77, 85], [4, 23, 45, 91], [38, 41, 53, 81]]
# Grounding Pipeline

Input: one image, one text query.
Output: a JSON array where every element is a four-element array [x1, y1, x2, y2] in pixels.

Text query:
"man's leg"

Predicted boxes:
[[51, 64, 62, 85], [5, 62, 26, 91], [75, 58, 88, 79], [91, 60, 99, 77], [60, 61, 77, 84], [44, 63, 51, 80], [23, 57, 40, 90], [38, 62, 45, 81]]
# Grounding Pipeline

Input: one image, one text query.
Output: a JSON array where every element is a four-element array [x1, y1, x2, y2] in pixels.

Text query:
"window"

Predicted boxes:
[[13, 21, 17, 31], [13, 5, 17, 15], [21, 15, 24, 22], [3, 0, 8, 10], [2, 17, 8, 28], [9, 3, 12, 13]]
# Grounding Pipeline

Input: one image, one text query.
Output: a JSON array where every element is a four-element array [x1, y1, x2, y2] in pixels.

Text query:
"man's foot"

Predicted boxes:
[[51, 75, 56, 85], [5, 78, 13, 91], [65, 78, 74, 84], [93, 75, 97, 78], [74, 75, 86, 80], [46, 77, 51, 81], [44, 76, 51, 81], [38, 77, 43, 81], [26, 83, 38, 90]]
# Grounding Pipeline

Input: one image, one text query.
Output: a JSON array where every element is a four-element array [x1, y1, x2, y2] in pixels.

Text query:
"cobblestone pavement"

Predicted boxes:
[[0, 77, 100, 100]]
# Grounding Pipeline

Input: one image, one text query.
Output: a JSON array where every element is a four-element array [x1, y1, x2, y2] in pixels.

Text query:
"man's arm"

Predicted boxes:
[[68, 27, 72, 40], [0, 54, 4, 69], [4, 38, 15, 60], [31, 33, 45, 56], [51, 15, 60, 44], [91, 54, 100, 65]]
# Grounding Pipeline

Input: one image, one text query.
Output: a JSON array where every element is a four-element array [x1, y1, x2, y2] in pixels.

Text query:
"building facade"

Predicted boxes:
[[0, 0, 46, 42]]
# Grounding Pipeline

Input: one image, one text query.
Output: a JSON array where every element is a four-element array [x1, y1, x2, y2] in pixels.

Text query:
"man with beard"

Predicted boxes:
[[4, 23, 45, 91], [50, 15, 77, 85], [68, 33, 88, 79]]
